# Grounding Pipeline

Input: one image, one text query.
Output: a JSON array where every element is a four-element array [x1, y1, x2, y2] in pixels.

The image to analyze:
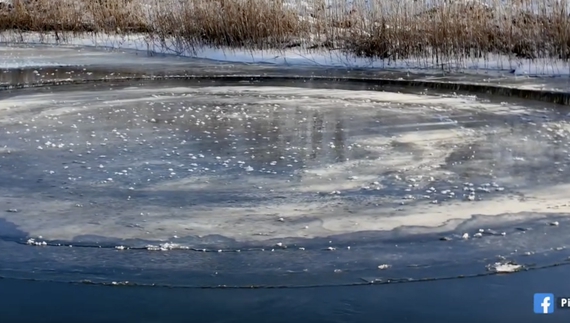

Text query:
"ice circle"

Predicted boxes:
[[1, 76, 570, 287]]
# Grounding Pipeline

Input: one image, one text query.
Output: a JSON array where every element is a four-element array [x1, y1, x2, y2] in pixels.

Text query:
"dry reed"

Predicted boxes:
[[1, 0, 570, 63]]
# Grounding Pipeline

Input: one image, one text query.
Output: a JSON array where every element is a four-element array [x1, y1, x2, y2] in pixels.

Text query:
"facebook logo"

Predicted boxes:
[[534, 293, 555, 314]]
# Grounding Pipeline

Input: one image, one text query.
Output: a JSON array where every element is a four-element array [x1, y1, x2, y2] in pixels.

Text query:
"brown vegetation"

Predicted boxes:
[[0, 0, 569, 62]]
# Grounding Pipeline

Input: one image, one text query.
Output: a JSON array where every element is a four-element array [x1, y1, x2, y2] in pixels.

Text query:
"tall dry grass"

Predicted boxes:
[[1, 0, 570, 63], [0, 0, 149, 33]]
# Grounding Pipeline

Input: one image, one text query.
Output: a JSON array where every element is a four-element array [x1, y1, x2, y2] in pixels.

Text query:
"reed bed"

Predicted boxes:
[[1, 0, 569, 64]]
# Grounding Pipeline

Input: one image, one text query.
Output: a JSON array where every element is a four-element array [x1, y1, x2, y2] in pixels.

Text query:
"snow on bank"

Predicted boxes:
[[2, 31, 570, 76]]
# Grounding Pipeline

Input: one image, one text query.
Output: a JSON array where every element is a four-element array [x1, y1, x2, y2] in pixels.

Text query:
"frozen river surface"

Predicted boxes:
[[1, 45, 570, 289]]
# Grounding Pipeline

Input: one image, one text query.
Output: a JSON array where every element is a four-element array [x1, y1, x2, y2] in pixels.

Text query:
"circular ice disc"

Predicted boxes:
[[1, 79, 570, 287]]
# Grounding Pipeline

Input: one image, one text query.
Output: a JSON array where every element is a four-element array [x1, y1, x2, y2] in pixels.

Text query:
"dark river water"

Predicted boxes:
[[3, 265, 570, 323]]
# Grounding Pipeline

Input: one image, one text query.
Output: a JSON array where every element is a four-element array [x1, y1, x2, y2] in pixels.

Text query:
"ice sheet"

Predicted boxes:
[[1, 81, 570, 245]]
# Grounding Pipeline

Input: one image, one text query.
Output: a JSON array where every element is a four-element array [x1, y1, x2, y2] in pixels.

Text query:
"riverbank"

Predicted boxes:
[[2, 0, 570, 75]]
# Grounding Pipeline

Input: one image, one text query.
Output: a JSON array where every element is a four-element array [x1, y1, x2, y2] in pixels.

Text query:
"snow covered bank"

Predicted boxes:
[[2, 0, 570, 75], [2, 31, 570, 76]]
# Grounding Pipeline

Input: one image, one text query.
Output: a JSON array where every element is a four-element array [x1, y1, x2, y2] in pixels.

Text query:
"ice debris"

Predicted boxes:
[[26, 238, 47, 246], [145, 243, 189, 251], [487, 261, 522, 273]]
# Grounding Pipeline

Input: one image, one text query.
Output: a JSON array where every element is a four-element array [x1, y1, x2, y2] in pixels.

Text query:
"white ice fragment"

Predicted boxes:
[[275, 242, 286, 249], [488, 262, 522, 273], [378, 264, 391, 270]]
